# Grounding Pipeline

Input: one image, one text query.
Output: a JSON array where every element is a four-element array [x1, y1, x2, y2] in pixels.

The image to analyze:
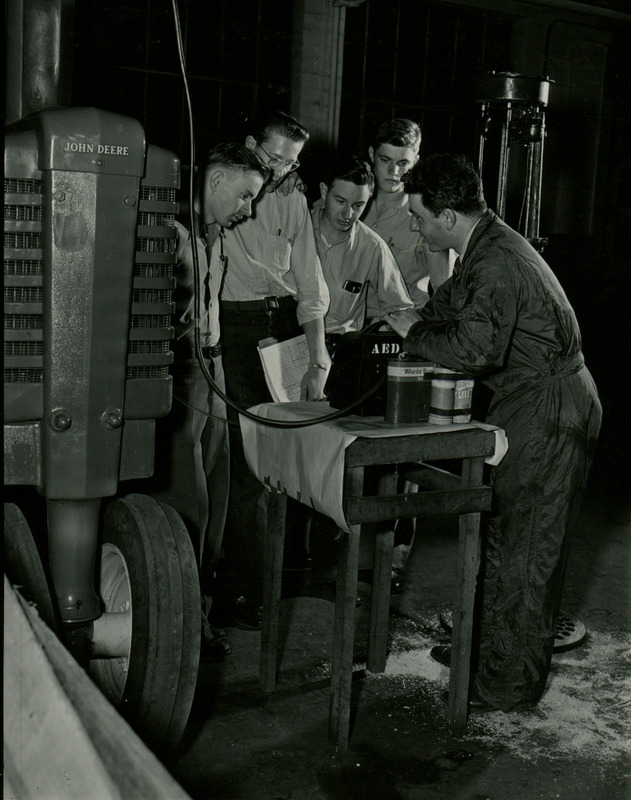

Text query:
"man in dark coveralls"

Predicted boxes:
[[387, 154, 602, 712]]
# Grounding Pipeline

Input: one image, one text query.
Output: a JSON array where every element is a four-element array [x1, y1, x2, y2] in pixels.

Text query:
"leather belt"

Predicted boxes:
[[201, 343, 222, 359], [221, 295, 296, 312]]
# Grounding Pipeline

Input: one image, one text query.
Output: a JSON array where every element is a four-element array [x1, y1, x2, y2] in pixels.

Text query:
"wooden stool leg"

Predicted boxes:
[[448, 456, 484, 728], [328, 523, 360, 752], [448, 510, 481, 727], [260, 491, 288, 692], [367, 470, 397, 673]]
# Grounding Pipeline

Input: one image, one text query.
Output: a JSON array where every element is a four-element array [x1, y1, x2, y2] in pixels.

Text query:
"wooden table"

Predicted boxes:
[[242, 407, 499, 752]]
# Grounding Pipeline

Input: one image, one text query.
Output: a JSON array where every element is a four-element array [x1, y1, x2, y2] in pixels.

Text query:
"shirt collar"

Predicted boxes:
[[191, 210, 222, 248], [313, 203, 355, 248], [371, 190, 409, 218]]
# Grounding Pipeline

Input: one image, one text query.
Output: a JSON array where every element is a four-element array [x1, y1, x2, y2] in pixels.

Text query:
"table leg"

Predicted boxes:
[[328, 522, 361, 752], [260, 491, 287, 692], [448, 457, 484, 728], [367, 470, 397, 673]]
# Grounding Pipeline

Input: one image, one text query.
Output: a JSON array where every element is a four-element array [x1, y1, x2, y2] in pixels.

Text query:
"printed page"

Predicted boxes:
[[257, 334, 310, 403]]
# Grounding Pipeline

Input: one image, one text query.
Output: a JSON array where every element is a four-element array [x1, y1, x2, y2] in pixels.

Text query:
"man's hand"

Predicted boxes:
[[385, 308, 422, 339], [300, 364, 329, 401], [275, 172, 307, 197]]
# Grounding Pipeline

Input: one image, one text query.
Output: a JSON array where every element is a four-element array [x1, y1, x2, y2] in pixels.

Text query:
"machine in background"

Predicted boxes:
[[475, 71, 551, 252], [4, 106, 200, 754]]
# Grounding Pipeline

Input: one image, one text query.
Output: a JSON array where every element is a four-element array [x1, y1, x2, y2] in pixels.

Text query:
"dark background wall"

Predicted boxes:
[[72, 0, 294, 159], [68, 0, 631, 495]]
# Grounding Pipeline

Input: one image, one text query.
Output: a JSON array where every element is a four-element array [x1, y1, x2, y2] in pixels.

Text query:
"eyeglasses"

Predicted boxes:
[[257, 143, 300, 172]]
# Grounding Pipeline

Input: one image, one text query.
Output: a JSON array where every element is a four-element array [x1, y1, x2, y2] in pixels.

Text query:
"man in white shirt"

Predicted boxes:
[[363, 118, 452, 315], [153, 143, 268, 655], [308, 155, 415, 595], [312, 154, 413, 336], [362, 120, 454, 590], [216, 111, 331, 629]]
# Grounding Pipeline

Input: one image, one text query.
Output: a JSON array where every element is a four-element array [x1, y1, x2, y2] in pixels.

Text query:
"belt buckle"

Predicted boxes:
[[264, 296, 279, 311]]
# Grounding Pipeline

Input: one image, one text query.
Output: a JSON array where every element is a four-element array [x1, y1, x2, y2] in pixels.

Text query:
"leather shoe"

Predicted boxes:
[[200, 631, 232, 663], [430, 645, 451, 668]]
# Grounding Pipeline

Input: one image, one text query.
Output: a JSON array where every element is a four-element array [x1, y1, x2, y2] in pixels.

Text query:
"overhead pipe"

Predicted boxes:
[[5, 0, 75, 124]]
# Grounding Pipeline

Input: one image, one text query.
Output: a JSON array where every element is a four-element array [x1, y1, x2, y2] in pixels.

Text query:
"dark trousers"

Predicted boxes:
[[152, 356, 229, 590], [473, 366, 602, 710], [220, 301, 301, 602]]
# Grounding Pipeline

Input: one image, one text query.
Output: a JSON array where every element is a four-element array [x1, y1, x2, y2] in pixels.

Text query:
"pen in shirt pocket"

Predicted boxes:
[[276, 229, 282, 236]]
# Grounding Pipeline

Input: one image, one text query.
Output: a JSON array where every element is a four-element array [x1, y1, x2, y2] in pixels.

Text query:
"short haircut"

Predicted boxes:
[[203, 142, 270, 181], [372, 118, 421, 151], [404, 154, 487, 217], [322, 154, 374, 191], [249, 110, 309, 145]]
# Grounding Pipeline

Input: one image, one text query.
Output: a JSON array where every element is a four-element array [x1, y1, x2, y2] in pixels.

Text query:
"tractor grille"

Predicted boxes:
[[132, 288, 172, 304], [135, 263, 173, 279], [127, 166, 177, 386], [140, 186, 176, 202], [127, 365, 171, 380], [4, 231, 42, 249], [4, 204, 42, 222], [5, 341, 43, 356], [4, 259, 42, 275], [4, 286, 43, 303], [128, 340, 170, 355], [4, 313, 43, 329], [3, 177, 43, 388], [4, 144, 178, 422], [4, 178, 41, 194], [4, 367, 43, 383]]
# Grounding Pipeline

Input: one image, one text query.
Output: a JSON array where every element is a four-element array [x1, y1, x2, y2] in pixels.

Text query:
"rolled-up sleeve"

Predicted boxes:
[[290, 195, 330, 325]]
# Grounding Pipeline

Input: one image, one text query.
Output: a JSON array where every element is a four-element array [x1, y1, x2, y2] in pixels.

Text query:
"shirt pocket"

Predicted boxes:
[[250, 230, 292, 276]]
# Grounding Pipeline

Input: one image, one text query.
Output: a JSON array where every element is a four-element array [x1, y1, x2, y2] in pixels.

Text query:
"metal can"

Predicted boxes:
[[385, 359, 433, 424], [453, 377, 474, 423], [428, 366, 457, 424]]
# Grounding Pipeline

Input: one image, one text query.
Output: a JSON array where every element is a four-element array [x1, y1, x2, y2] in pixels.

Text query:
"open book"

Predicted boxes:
[[257, 334, 310, 403]]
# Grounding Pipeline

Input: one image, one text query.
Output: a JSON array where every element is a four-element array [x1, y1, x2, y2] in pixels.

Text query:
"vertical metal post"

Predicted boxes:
[[496, 102, 512, 221], [5, 0, 76, 124], [477, 102, 487, 177], [525, 126, 545, 240], [47, 498, 102, 622]]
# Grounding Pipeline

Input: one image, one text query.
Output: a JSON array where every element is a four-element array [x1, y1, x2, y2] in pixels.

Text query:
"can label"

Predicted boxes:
[[387, 362, 433, 380], [429, 368, 456, 424], [385, 360, 433, 424], [428, 367, 475, 425], [453, 378, 474, 423]]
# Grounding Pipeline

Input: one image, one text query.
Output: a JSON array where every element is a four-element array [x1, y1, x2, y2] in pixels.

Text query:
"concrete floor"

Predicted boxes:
[[168, 469, 631, 800]]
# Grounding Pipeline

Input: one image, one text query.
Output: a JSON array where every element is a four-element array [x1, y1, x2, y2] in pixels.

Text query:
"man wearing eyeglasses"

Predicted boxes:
[[213, 110, 330, 630]]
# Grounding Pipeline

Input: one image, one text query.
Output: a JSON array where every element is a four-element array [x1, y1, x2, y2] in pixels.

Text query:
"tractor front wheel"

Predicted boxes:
[[89, 494, 201, 754]]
